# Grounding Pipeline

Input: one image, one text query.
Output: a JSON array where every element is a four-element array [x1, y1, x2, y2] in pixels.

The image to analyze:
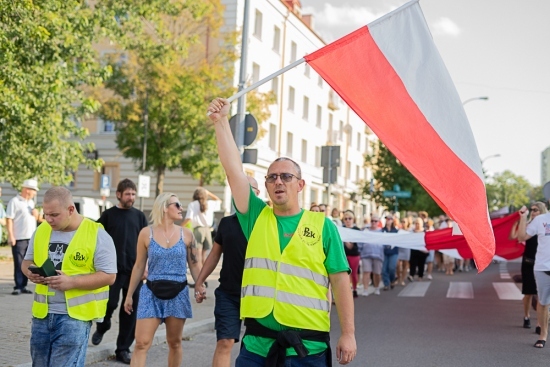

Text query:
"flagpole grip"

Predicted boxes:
[[207, 58, 306, 116]]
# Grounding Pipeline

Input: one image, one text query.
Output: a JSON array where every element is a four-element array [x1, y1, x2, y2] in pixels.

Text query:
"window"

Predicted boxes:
[[286, 132, 294, 157], [273, 26, 281, 53], [269, 123, 277, 150], [99, 118, 115, 134], [271, 77, 279, 102], [310, 188, 318, 205], [302, 96, 309, 121], [357, 132, 361, 150], [339, 121, 344, 141], [316, 105, 322, 128], [253, 10, 263, 39], [288, 86, 295, 111], [346, 161, 351, 178], [356, 165, 360, 181], [301, 139, 308, 163], [348, 127, 353, 147], [318, 75, 323, 88], [290, 41, 297, 63], [304, 64, 311, 78], [315, 146, 321, 166], [252, 63, 260, 84]]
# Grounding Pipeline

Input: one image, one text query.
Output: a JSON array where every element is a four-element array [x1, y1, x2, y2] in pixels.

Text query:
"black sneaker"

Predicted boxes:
[[524, 318, 531, 329], [11, 289, 21, 296], [353, 290, 358, 298], [91, 330, 104, 345], [21, 288, 33, 294]]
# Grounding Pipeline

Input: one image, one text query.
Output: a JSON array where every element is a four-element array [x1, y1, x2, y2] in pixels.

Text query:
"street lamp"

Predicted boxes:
[[462, 96, 489, 106], [481, 153, 501, 164]]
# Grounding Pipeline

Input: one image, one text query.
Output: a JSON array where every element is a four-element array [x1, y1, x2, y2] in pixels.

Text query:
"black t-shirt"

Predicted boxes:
[[523, 236, 538, 261], [214, 214, 248, 297], [343, 225, 360, 256], [97, 206, 148, 275]]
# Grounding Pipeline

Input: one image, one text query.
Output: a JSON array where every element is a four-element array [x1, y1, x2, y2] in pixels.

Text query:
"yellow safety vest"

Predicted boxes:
[[32, 218, 109, 321], [241, 207, 330, 331]]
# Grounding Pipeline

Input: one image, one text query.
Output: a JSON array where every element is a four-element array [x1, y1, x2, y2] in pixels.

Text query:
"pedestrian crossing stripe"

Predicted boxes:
[[499, 263, 512, 279], [395, 281, 522, 300]]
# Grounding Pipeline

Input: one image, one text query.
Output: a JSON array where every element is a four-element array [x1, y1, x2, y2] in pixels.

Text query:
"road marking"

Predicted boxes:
[[446, 281, 474, 299], [499, 262, 511, 279], [398, 282, 430, 297], [493, 282, 523, 300]]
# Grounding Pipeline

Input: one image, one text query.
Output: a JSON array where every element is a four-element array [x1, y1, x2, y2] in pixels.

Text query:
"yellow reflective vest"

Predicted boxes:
[[32, 218, 109, 321], [240, 207, 330, 331]]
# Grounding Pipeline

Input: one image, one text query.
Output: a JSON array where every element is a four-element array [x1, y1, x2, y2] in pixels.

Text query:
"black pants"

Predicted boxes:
[[95, 274, 141, 353], [12, 239, 29, 290], [409, 250, 429, 278]]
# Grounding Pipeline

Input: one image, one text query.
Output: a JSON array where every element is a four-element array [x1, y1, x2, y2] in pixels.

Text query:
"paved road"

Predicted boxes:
[[89, 260, 550, 367]]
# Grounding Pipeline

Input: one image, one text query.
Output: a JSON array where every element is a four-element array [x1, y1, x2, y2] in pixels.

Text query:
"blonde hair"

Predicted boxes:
[[150, 193, 178, 226], [531, 201, 548, 220]]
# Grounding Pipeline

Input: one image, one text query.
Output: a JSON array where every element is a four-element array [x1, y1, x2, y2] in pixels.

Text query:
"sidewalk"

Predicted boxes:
[[0, 245, 218, 367]]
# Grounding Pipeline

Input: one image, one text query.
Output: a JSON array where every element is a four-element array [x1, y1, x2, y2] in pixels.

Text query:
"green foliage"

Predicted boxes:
[[0, 0, 107, 188], [96, 0, 273, 194], [363, 141, 443, 216], [485, 170, 533, 211]]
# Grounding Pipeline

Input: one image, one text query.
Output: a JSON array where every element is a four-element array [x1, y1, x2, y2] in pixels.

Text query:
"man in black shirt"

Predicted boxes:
[[90, 179, 148, 364], [194, 176, 259, 367]]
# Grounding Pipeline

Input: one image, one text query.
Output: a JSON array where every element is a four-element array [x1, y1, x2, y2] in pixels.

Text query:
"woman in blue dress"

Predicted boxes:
[[124, 193, 202, 367]]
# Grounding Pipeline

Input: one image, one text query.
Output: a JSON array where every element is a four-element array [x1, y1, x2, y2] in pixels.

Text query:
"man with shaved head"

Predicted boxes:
[[208, 98, 356, 366], [22, 186, 117, 366]]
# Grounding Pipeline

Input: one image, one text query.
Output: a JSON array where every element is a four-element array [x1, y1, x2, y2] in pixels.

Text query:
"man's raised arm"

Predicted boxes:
[[208, 98, 250, 214]]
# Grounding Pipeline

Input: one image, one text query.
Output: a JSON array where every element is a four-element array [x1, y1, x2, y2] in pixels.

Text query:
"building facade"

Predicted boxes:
[[542, 146, 550, 186], [2, 0, 379, 224]]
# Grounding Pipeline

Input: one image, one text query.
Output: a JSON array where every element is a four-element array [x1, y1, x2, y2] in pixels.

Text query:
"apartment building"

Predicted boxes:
[[2, 0, 378, 222]]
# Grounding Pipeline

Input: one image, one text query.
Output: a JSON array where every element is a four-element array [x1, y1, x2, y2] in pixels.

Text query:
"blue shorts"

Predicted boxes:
[[214, 288, 242, 341]]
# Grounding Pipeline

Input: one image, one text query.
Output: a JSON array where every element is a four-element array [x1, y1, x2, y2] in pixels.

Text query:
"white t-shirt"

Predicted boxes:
[[6, 195, 36, 240], [185, 200, 218, 228], [526, 213, 550, 271]]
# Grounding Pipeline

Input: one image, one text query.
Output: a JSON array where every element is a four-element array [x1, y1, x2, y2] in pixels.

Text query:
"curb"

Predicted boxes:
[[14, 317, 215, 367]]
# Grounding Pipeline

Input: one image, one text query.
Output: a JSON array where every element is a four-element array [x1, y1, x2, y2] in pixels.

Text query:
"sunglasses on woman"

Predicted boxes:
[[167, 202, 182, 209]]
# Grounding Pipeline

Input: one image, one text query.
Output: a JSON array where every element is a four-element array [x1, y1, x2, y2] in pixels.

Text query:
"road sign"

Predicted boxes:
[[99, 188, 110, 198], [383, 190, 411, 198], [138, 175, 151, 198], [228, 114, 259, 146], [100, 174, 110, 189]]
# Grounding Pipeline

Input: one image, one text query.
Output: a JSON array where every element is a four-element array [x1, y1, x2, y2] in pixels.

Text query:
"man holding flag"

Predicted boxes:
[[208, 98, 356, 366]]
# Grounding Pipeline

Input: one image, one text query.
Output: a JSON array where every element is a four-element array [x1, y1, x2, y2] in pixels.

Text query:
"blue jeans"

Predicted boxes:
[[31, 314, 92, 367], [236, 345, 328, 367], [382, 253, 398, 287]]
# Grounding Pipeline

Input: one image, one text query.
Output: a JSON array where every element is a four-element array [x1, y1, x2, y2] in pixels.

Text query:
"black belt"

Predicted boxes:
[[243, 318, 331, 367]]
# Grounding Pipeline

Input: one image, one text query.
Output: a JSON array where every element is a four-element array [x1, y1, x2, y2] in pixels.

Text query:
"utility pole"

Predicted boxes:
[[235, 0, 250, 156], [139, 91, 148, 211]]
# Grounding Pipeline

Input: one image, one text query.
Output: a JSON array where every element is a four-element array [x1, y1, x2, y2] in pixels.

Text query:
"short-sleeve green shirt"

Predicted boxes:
[[235, 189, 350, 357]]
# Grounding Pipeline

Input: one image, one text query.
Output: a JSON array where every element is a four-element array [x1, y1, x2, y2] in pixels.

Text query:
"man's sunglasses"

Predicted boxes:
[[265, 173, 300, 183], [167, 202, 182, 209]]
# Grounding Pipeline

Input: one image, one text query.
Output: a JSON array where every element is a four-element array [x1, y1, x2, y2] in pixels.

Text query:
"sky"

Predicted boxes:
[[300, 0, 550, 185]]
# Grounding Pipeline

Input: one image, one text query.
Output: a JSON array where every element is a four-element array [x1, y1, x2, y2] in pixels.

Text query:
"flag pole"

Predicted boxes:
[[207, 58, 305, 115]]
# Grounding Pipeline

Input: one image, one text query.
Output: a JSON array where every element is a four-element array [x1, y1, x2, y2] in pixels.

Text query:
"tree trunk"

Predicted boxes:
[[156, 166, 165, 196]]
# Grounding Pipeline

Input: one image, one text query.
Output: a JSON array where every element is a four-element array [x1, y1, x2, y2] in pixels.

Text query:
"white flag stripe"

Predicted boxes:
[[397, 282, 431, 297], [493, 283, 523, 300], [368, 2, 483, 180], [446, 282, 474, 299]]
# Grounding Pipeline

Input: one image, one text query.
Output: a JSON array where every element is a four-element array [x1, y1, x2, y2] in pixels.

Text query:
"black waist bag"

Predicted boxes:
[[146, 279, 187, 300]]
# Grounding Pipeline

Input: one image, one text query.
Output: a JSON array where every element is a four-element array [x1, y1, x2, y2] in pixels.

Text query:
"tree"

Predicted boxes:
[[485, 170, 532, 211], [0, 0, 106, 188], [364, 141, 443, 216], [95, 0, 274, 195]]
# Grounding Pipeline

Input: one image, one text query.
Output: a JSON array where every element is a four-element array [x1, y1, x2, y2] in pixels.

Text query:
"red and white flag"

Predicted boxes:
[[305, 1, 495, 270]]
